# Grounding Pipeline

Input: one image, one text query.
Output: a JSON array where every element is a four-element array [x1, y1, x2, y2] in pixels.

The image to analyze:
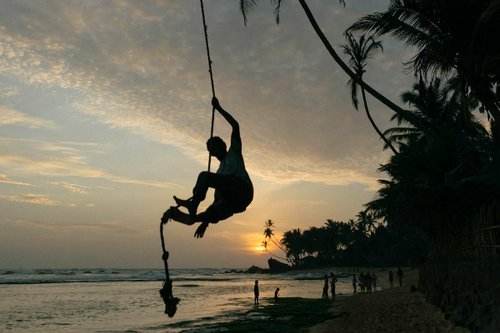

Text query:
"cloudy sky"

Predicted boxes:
[[0, 0, 415, 269]]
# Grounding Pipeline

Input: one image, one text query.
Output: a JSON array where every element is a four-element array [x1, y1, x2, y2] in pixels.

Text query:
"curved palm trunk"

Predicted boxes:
[[266, 249, 289, 262], [272, 234, 287, 252], [361, 87, 398, 154], [298, 0, 431, 134], [297, 0, 398, 112]]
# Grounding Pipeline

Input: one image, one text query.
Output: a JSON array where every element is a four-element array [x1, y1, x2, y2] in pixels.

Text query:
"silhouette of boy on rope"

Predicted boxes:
[[162, 97, 253, 238]]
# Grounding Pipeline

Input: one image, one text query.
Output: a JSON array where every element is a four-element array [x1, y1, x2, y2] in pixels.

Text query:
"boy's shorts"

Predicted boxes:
[[203, 177, 253, 223]]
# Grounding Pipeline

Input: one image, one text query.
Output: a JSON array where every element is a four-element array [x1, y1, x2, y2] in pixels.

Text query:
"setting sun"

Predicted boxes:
[[253, 244, 266, 253], [243, 233, 267, 254]]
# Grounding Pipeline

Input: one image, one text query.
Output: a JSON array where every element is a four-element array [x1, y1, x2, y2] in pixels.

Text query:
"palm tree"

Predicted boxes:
[[384, 78, 489, 154], [281, 228, 304, 266], [348, 0, 500, 123], [366, 77, 497, 237], [355, 210, 378, 235], [384, 78, 453, 149], [239, 0, 427, 131], [262, 219, 288, 261], [342, 32, 398, 154]]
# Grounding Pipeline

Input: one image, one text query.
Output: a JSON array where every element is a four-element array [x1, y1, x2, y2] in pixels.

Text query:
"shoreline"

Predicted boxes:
[[209, 267, 469, 333]]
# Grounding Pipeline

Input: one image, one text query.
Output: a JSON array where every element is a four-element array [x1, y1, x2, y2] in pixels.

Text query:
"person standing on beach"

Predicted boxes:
[[372, 273, 377, 291], [397, 267, 403, 287], [274, 287, 280, 304], [352, 274, 357, 294], [366, 274, 372, 293], [389, 270, 394, 288], [330, 273, 337, 302], [321, 274, 329, 299], [254, 280, 259, 305], [359, 272, 368, 292]]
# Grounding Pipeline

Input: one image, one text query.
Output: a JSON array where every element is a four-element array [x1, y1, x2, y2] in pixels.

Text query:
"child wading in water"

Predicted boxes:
[[274, 287, 280, 304]]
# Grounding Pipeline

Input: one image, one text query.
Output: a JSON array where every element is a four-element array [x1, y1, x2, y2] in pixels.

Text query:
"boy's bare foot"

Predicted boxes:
[[173, 196, 198, 216]]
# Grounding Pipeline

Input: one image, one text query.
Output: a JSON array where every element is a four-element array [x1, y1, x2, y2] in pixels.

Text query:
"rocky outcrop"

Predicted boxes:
[[244, 265, 269, 274], [268, 258, 291, 274]]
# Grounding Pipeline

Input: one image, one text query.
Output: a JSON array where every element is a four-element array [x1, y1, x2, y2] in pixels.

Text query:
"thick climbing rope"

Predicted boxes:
[[159, 0, 216, 318], [159, 219, 179, 317], [200, 0, 217, 172]]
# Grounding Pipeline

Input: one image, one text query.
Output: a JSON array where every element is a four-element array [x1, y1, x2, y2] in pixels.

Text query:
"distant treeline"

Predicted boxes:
[[263, 216, 427, 269]]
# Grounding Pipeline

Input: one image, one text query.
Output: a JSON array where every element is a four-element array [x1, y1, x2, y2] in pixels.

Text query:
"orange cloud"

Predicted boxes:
[[0, 193, 61, 206]]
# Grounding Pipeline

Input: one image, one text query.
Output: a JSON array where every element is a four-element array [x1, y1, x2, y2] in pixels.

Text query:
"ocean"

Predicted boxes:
[[0, 268, 354, 332]]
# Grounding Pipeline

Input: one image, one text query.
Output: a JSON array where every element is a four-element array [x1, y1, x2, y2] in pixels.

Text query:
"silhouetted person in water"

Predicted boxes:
[[254, 280, 259, 305], [330, 273, 337, 302], [274, 287, 280, 304], [397, 266, 403, 287], [162, 97, 253, 238], [389, 270, 394, 288], [321, 274, 329, 299]]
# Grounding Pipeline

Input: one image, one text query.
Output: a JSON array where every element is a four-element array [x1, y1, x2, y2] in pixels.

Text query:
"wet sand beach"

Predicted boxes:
[[309, 268, 469, 333], [308, 288, 462, 333]]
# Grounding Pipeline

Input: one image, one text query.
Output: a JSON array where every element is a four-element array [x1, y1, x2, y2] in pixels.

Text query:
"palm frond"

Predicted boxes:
[[348, 1, 452, 76], [271, 0, 283, 24], [348, 77, 359, 110], [240, 0, 258, 25], [342, 31, 383, 110], [241, 0, 345, 25]]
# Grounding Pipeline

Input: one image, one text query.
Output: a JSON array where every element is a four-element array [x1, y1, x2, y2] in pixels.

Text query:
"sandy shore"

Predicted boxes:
[[309, 268, 469, 333]]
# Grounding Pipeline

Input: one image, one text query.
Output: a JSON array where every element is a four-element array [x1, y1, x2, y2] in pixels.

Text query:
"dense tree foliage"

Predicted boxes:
[[264, 216, 426, 268], [350, 1, 500, 240], [243, 1, 500, 264]]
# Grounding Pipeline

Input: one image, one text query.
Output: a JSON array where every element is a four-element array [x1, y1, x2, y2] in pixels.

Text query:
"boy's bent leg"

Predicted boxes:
[[165, 207, 212, 238], [189, 171, 232, 216], [192, 172, 241, 201], [168, 207, 199, 226], [161, 207, 175, 224]]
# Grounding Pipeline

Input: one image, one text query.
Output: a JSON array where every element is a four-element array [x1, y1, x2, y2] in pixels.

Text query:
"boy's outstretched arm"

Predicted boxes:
[[212, 97, 241, 146]]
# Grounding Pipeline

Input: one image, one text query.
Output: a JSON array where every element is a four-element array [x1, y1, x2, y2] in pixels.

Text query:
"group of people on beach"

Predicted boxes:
[[321, 273, 338, 302], [253, 268, 405, 307], [389, 266, 404, 288], [352, 272, 378, 293], [352, 267, 404, 294]]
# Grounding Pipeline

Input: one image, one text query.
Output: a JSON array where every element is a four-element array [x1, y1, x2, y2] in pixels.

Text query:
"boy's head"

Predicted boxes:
[[206, 136, 226, 159]]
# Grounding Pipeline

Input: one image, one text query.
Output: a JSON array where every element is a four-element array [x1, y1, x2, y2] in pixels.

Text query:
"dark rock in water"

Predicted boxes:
[[268, 258, 291, 274], [245, 265, 268, 274]]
